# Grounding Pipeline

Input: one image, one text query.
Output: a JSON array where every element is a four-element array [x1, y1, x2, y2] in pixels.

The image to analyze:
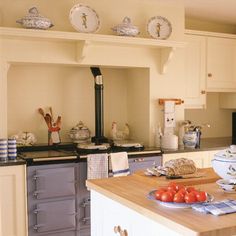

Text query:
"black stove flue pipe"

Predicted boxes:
[[90, 67, 109, 145]]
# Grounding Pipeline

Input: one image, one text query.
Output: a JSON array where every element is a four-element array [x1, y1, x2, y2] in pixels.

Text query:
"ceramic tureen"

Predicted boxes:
[[111, 17, 139, 37], [212, 145, 236, 179], [69, 121, 90, 143], [16, 7, 53, 30]]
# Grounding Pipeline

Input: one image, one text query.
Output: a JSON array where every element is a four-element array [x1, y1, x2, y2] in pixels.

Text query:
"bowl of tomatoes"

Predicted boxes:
[[148, 182, 213, 208]]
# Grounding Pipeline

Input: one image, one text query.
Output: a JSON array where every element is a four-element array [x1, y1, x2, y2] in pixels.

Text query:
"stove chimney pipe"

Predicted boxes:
[[90, 67, 108, 145]]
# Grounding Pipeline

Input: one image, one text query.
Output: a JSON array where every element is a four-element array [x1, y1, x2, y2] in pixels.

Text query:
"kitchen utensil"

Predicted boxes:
[[166, 174, 206, 179]]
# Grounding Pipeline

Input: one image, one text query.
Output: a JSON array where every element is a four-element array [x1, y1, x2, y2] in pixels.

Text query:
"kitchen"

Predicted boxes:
[[1, 0, 236, 235]]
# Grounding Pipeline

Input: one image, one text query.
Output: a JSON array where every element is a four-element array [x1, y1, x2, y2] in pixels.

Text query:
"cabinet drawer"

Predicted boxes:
[[34, 199, 76, 233], [34, 167, 75, 199], [128, 156, 162, 173]]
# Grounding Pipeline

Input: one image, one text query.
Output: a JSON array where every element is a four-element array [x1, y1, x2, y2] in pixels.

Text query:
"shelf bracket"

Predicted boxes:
[[77, 40, 90, 62], [160, 47, 175, 74]]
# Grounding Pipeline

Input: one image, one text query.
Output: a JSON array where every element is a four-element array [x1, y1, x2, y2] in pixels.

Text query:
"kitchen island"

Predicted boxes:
[[86, 169, 236, 236]]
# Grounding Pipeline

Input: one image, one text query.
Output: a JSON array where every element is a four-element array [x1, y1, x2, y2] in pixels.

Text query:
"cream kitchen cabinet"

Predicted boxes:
[[184, 33, 206, 109], [163, 149, 222, 169], [206, 36, 236, 92], [0, 165, 28, 236], [91, 190, 181, 236], [163, 151, 210, 168]]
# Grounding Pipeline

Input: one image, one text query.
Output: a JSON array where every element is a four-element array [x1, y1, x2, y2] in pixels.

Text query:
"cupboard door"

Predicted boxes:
[[184, 34, 206, 109], [207, 37, 236, 91], [35, 167, 75, 199], [0, 165, 28, 236], [34, 199, 76, 233]]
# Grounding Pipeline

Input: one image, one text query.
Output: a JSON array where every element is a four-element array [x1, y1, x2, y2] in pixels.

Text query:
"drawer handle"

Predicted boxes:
[[114, 225, 128, 236], [207, 73, 212, 78]]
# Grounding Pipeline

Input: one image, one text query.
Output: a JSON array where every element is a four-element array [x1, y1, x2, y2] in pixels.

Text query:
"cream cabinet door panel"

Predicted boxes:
[[0, 165, 28, 236], [207, 37, 236, 91], [184, 34, 206, 109]]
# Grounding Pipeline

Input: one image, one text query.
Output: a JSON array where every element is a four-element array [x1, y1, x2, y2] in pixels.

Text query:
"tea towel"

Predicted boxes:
[[110, 152, 130, 177]]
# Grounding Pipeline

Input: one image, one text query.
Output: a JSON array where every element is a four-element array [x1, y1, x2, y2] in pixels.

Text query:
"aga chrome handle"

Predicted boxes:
[[33, 224, 45, 231], [82, 217, 90, 223], [33, 190, 45, 198], [114, 225, 128, 236]]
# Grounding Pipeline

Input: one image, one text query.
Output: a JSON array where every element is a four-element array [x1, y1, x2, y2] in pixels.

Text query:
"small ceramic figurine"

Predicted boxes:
[[16, 7, 54, 30], [38, 107, 61, 145], [111, 17, 139, 37], [111, 122, 130, 140]]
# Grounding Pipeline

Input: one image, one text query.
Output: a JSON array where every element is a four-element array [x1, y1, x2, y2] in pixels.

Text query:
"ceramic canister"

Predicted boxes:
[[8, 138, 17, 160], [0, 139, 8, 161]]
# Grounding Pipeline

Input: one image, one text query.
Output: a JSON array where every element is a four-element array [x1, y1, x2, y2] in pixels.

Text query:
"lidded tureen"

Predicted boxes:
[[16, 7, 54, 30], [69, 121, 90, 143], [212, 145, 236, 179], [111, 17, 139, 37]]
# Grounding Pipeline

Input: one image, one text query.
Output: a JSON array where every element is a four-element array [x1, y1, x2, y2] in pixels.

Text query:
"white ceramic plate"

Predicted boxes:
[[148, 190, 214, 209], [147, 16, 172, 40], [69, 4, 100, 33]]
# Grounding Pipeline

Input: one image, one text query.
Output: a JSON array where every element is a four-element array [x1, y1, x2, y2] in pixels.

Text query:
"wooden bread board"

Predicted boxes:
[[133, 168, 220, 186]]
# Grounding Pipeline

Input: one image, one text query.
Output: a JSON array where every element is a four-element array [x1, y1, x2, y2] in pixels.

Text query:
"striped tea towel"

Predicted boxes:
[[192, 200, 236, 216], [110, 152, 130, 177], [87, 153, 109, 180]]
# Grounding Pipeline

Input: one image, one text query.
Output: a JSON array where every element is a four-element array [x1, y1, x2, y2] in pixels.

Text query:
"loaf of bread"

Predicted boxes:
[[163, 158, 197, 176]]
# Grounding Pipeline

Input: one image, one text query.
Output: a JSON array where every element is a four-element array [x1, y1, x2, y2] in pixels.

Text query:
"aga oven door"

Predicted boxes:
[[34, 199, 76, 233], [34, 166, 76, 199]]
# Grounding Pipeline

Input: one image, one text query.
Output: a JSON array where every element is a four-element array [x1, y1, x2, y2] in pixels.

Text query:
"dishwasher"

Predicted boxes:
[[19, 146, 90, 236]]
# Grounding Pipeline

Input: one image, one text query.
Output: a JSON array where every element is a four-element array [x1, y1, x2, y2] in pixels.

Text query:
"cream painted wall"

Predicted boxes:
[[185, 93, 236, 138], [7, 65, 131, 143], [1, 0, 186, 146]]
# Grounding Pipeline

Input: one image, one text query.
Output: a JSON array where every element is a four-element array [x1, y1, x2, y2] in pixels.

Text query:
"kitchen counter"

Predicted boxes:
[[87, 168, 236, 236], [0, 158, 26, 166], [162, 136, 231, 154]]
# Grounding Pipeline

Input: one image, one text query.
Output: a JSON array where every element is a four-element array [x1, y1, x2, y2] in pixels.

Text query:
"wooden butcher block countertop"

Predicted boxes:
[[86, 168, 236, 236]]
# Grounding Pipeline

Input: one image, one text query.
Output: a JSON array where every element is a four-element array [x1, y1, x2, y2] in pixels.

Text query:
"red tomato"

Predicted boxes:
[[167, 186, 177, 192], [161, 191, 174, 202], [178, 188, 187, 196], [196, 191, 207, 202], [184, 192, 197, 203], [168, 181, 177, 188], [186, 186, 196, 193], [173, 192, 185, 203], [167, 189, 176, 198], [155, 189, 166, 200], [175, 184, 185, 191]]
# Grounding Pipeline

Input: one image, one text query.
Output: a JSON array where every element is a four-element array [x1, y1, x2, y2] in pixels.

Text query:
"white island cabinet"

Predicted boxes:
[[0, 165, 28, 236], [91, 190, 181, 236]]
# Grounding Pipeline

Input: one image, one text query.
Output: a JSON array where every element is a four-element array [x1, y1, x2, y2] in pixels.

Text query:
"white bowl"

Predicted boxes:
[[212, 149, 236, 179], [216, 179, 236, 192]]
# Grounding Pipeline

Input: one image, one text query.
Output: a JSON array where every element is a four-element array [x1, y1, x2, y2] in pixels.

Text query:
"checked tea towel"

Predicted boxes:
[[192, 200, 236, 216]]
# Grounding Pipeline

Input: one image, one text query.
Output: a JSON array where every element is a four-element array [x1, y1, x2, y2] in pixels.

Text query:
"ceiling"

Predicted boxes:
[[184, 0, 236, 25]]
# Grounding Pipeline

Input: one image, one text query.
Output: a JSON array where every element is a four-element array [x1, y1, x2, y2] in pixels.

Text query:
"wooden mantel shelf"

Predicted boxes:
[[0, 27, 186, 74]]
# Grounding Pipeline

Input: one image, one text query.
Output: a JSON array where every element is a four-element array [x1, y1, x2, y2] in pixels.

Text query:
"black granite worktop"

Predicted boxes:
[[162, 137, 231, 154]]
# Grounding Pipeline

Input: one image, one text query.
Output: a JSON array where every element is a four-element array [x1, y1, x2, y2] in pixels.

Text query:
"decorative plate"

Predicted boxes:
[[147, 16, 172, 40], [69, 4, 100, 33], [147, 190, 214, 209]]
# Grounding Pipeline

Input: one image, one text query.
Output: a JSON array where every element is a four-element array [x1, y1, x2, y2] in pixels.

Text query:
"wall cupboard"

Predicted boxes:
[[0, 165, 28, 236], [184, 34, 206, 109], [185, 30, 236, 109]]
